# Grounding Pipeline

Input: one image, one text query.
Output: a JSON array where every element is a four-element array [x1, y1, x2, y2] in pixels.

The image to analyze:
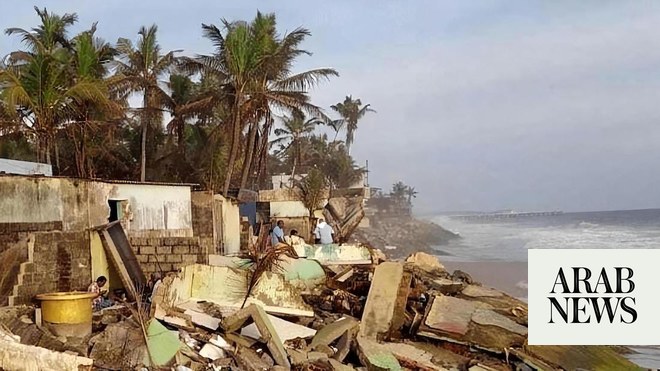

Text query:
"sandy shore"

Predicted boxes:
[[442, 260, 528, 299]]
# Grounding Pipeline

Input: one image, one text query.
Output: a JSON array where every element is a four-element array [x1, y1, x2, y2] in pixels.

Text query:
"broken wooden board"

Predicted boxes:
[[98, 222, 146, 300], [418, 295, 527, 353], [360, 262, 411, 340], [223, 304, 290, 369]]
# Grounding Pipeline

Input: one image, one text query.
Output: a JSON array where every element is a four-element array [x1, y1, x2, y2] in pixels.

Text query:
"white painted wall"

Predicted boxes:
[[270, 201, 309, 218], [109, 183, 192, 232]]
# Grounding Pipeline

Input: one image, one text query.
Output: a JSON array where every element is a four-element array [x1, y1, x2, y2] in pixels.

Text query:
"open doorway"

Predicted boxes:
[[108, 200, 122, 222]]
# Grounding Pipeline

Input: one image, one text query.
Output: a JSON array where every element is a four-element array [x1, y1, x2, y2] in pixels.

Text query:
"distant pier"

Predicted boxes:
[[450, 211, 563, 221]]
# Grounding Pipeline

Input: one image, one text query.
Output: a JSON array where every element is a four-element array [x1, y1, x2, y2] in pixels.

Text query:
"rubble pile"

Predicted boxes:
[[0, 249, 641, 370]]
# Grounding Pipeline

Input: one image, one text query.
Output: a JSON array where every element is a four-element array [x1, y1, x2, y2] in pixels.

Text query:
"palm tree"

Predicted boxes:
[[330, 95, 375, 153], [270, 114, 321, 183], [115, 24, 178, 181], [182, 12, 337, 195], [405, 186, 418, 204], [67, 23, 120, 177], [1, 8, 111, 168], [390, 181, 407, 200]]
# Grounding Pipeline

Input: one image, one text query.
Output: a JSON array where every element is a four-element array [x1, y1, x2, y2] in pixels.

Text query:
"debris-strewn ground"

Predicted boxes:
[[0, 248, 642, 371]]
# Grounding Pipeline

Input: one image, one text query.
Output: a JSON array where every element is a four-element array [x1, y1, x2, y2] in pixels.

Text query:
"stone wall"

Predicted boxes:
[[129, 236, 205, 276], [9, 231, 91, 306]]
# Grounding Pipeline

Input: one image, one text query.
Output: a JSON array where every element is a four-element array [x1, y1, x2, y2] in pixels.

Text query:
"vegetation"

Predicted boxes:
[[0, 7, 367, 194], [390, 181, 418, 205]]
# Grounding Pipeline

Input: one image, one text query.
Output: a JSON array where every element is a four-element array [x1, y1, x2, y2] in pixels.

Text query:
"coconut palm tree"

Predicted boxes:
[[391, 181, 407, 200], [1, 8, 112, 168], [270, 113, 321, 183], [181, 12, 337, 195], [330, 95, 375, 153], [114, 24, 178, 181]]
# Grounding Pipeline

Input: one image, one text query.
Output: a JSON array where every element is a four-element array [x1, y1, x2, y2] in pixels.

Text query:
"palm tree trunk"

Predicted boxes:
[[223, 96, 243, 196], [140, 91, 149, 182], [239, 121, 258, 190]]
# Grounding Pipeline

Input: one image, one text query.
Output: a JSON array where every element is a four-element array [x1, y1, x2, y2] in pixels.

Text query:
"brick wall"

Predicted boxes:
[[191, 191, 215, 257], [0, 222, 65, 306], [9, 231, 91, 306], [129, 237, 205, 275]]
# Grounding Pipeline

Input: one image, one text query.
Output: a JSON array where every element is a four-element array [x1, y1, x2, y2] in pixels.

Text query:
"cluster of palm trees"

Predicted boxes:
[[390, 181, 418, 204], [0, 7, 374, 195]]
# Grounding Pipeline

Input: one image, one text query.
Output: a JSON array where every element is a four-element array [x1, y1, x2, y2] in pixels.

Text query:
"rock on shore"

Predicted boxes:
[[353, 215, 459, 258]]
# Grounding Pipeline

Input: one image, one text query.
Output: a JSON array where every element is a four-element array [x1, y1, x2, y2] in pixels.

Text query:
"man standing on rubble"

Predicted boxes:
[[271, 220, 285, 246], [314, 218, 335, 245]]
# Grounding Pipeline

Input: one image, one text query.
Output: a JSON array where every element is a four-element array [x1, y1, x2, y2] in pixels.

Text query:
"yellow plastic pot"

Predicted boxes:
[[36, 292, 96, 337]]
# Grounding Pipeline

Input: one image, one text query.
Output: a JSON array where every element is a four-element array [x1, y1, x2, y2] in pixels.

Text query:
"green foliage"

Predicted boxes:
[[330, 95, 375, 153], [0, 8, 369, 195], [295, 168, 328, 217]]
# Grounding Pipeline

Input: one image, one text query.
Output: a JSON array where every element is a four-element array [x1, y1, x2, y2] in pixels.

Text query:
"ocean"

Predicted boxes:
[[429, 208, 660, 368], [430, 208, 660, 262]]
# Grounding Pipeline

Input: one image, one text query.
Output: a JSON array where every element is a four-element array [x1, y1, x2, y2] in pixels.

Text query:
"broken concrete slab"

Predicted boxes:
[[418, 295, 527, 352], [301, 244, 373, 265], [240, 313, 316, 342], [380, 342, 449, 371], [222, 304, 290, 369], [310, 316, 359, 361], [234, 346, 272, 371], [0, 327, 93, 371], [199, 343, 225, 360], [355, 336, 403, 371], [277, 256, 327, 289], [145, 319, 183, 367], [429, 278, 465, 295], [184, 309, 221, 330], [158, 264, 315, 317], [422, 295, 481, 336], [405, 252, 446, 273], [461, 285, 503, 298], [89, 320, 147, 369], [360, 262, 411, 340]]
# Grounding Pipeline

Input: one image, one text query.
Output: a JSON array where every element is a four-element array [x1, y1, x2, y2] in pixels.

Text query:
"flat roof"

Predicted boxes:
[[0, 173, 198, 187]]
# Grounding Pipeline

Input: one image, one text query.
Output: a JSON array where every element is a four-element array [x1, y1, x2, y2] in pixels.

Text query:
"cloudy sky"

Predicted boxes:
[[3, 1, 660, 213]]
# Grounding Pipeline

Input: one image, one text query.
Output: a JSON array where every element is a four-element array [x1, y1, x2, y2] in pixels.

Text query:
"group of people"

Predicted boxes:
[[270, 218, 335, 247], [86, 272, 163, 311]]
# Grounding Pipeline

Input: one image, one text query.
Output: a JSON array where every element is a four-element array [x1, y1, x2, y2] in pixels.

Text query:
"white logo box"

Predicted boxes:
[[528, 248, 660, 345]]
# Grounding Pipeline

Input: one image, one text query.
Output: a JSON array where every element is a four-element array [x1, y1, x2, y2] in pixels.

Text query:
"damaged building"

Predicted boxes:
[[0, 174, 242, 306]]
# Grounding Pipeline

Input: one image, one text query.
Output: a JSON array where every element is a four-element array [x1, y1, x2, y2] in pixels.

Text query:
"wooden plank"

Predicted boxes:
[[99, 230, 138, 301]]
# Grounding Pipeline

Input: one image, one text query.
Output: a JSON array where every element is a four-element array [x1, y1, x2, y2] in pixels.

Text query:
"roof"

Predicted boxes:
[[0, 158, 52, 176], [0, 173, 199, 187]]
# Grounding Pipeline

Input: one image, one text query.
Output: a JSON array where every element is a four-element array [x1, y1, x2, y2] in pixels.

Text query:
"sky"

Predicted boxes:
[[2, 1, 660, 213]]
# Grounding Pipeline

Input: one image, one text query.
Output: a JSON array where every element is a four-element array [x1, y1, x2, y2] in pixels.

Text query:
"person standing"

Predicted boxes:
[[314, 219, 335, 245], [271, 220, 285, 246]]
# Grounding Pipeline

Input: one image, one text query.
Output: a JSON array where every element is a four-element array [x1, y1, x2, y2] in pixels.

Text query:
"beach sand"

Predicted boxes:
[[442, 260, 528, 299]]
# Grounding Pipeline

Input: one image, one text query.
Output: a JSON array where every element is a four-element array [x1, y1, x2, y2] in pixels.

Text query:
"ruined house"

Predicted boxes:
[[0, 174, 241, 306]]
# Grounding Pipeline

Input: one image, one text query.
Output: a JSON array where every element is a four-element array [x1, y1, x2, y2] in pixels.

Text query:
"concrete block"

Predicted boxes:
[[173, 245, 189, 254], [166, 254, 182, 263], [156, 246, 172, 254], [140, 246, 155, 255], [359, 262, 411, 340]]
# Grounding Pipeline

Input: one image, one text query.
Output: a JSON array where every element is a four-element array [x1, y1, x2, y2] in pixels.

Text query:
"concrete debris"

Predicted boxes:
[[359, 262, 411, 340], [405, 252, 446, 273], [222, 304, 290, 368], [0, 248, 641, 370], [355, 336, 402, 371], [0, 326, 93, 371], [240, 312, 316, 342]]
